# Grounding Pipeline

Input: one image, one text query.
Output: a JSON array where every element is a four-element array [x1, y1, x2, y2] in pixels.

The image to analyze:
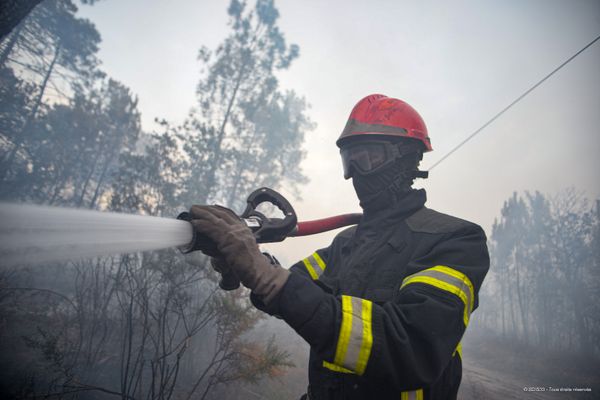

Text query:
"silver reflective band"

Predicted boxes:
[[324, 295, 373, 375], [401, 389, 424, 400], [401, 265, 475, 326], [302, 252, 326, 280], [409, 269, 472, 313], [342, 297, 367, 371]]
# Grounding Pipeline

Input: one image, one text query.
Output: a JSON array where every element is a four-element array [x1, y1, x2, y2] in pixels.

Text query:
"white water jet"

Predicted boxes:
[[0, 203, 194, 266]]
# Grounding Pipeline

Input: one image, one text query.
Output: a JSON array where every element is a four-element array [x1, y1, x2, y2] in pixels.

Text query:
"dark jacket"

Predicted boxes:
[[253, 189, 489, 400]]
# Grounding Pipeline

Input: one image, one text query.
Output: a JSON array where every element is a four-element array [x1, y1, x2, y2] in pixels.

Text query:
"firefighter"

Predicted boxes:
[[188, 94, 490, 399]]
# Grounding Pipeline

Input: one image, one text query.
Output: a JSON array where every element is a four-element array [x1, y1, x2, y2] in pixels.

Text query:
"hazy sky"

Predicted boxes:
[[78, 0, 600, 265]]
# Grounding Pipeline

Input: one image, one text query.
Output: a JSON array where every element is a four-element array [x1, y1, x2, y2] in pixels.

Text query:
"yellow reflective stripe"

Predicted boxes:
[[302, 258, 319, 280], [356, 299, 373, 375], [401, 389, 423, 400], [312, 251, 326, 270], [401, 265, 474, 326], [403, 275, 470, 325], [322, 360, 354, 373], [453, 342, 463, 359], [333, 295, 353, 367], [301, 252, 327, 280], [428, 266, 474, 314], [329, 295, 373, 375]]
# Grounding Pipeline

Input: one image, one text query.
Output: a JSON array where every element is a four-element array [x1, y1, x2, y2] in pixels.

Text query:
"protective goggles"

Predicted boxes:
[[340, 140, 405, 179]]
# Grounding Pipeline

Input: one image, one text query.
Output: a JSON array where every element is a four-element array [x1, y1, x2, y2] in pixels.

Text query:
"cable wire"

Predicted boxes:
[[428, 34, 600, 171]]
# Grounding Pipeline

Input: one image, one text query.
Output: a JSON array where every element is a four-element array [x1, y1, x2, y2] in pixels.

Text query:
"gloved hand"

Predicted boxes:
[[210, 257, 240, 290], [210, 257, 229, 274], [189, 205, 290, 304]]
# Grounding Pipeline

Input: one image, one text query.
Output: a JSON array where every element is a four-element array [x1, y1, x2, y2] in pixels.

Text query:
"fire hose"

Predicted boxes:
[[0, 188, 361, 271]]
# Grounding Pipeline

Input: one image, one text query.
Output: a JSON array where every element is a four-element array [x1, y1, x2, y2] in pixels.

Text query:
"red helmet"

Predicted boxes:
[[336, 94, 432, 151]]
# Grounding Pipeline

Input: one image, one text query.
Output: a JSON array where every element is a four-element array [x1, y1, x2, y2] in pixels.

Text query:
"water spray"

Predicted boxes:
[[0, 203, 194, 266], [0, 188, 361, 269]]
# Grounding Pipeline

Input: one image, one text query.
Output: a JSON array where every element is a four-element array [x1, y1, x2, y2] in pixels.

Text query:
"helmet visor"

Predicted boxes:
[[340, 142, 393, 179]]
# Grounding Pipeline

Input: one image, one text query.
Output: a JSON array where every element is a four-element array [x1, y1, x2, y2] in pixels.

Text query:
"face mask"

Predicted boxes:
[[352, 157, 415, 211]]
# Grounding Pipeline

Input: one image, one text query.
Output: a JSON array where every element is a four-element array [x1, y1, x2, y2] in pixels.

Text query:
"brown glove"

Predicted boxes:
[[189, 205, 290, 304], [210, 257, 230, 274], [210, 257, 241, 290]]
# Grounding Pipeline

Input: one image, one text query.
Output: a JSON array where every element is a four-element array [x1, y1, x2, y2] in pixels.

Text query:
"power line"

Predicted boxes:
[[428, 34, 600, 171]]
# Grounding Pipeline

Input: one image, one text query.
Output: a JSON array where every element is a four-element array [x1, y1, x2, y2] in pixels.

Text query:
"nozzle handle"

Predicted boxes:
[[181, 188, 360, 292], [242, 187, 298, 243], [217, 188, 298, 291]]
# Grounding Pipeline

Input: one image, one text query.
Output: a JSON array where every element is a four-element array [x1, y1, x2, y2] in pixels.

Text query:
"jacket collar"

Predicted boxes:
[[339, 189, 426, 254], [361, 188, 427, 224]]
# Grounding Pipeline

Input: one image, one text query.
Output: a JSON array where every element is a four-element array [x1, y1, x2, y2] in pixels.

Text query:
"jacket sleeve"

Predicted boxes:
[[256, 223, 489, 390], [288, 247, 330, 281]]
